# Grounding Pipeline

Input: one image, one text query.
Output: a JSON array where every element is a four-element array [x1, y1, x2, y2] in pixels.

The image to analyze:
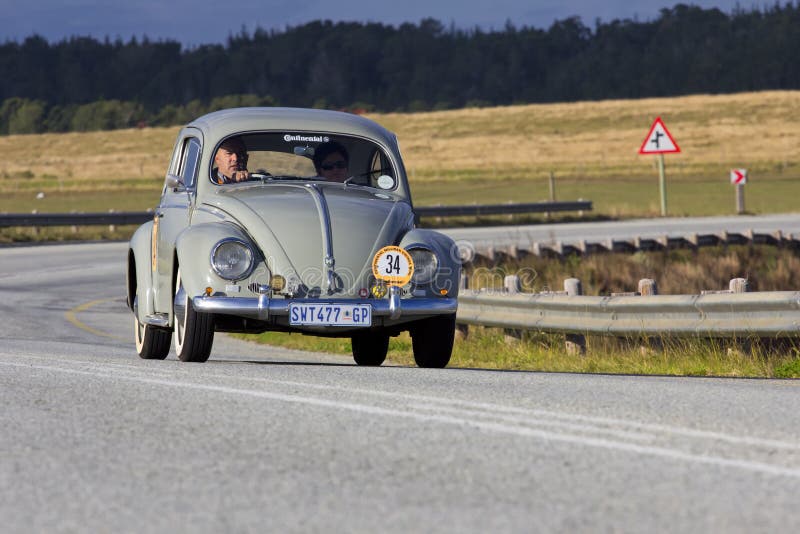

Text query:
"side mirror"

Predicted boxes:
[[166, 174, 185, 191]]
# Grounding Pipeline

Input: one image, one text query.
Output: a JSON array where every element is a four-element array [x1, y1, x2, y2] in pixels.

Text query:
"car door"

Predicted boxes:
[[153, 133, 202, 313]]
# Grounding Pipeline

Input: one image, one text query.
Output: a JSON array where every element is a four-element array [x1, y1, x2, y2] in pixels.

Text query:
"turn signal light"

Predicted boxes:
[[371, 283, 388, 298], [270, 275, 286, 291]]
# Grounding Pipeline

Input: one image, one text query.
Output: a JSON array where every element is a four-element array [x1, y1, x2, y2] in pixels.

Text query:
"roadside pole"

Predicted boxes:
[[736, 183, 745, 214], [657, 153, 667, 216], [731, 169, 747, 215], [639, 117, 680, 217]]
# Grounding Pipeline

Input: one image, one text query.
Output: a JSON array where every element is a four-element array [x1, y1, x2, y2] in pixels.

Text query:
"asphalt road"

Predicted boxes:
[[2, 242, 800, 533]]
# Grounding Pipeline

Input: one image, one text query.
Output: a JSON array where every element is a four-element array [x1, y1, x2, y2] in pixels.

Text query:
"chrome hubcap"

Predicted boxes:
[[174, 274, 186, 346]]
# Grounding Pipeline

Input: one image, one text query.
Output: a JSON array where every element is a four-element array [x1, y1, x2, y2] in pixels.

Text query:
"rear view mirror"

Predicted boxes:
[[294, 145, 315, 158]]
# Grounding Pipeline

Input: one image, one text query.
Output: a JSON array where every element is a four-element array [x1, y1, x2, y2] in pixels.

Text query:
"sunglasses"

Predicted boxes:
[[321, 160, 347, 171]]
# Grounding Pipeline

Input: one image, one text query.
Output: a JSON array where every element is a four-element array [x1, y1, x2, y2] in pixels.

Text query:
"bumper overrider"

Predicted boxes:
[[192, 286, 457, 323]]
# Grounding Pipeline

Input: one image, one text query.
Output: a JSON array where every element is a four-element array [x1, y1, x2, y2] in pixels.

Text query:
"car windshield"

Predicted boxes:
[[210, 132, 398, 191]]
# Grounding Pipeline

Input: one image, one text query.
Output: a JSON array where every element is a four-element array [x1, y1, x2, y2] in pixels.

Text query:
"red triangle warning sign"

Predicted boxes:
[[639, 117, 680, 154]]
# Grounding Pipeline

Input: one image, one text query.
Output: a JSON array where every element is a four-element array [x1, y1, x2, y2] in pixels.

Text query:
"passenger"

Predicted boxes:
[[212, 136, 250, 184], [313, 141, 349, 182]]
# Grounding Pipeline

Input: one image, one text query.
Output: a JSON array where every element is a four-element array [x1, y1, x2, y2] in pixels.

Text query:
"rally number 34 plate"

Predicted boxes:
[[289, 303, 372, 327]]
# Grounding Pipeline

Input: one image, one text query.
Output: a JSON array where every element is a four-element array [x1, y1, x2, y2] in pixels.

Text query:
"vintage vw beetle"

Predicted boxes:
[[127, 108, 460, 367]]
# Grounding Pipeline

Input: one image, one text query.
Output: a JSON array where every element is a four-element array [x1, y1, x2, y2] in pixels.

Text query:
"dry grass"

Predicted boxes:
[[373, 90, 800, 182], [2, 90, 800, 216], [0, 127, 178, 191], [2, 90, 799, 187], [468, 244, 800, 295]]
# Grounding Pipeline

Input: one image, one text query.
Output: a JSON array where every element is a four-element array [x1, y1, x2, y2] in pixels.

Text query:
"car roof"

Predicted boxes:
[[187, 107, 397, 147]]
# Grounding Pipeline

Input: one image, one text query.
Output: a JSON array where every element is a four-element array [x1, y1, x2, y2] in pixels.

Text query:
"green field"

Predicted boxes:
[[1, 175, 797, 218]]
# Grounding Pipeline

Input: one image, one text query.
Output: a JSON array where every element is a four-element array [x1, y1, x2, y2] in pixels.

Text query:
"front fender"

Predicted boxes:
[[399, 228, 461, 298], [128, 221, 155, 320], [175, 222, 266, 300]]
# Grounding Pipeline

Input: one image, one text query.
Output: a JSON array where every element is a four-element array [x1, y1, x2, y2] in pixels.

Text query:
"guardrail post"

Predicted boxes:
[[730, 278, 750, 293], [108, 209, 116, 233], [638, 278, 658, 296], [31, 210, 40, 236], [727, 277, 752, 356], [503, 275, 523, 343], [564, 278, 587, 355], [636, 278, 662, 354], [545, 171, 556, 219], [455, 274, 469, 341]]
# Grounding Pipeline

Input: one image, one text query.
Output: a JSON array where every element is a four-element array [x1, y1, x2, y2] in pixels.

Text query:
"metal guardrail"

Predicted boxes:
[[0, 211, 152, 228], [0, 201, 591, 229], [414, 200, 591, 218], [456, 229, 795, 262], [455, 276, 800, 354], [456, 290, 800, 338]]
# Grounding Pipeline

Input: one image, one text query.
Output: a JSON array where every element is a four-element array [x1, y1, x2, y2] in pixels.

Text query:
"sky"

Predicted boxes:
[[1, 0, 754, 46]]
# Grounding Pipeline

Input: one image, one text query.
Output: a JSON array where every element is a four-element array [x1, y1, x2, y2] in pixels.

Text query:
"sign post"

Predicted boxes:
[[730, 169, 747, 215], [639, 117, 680, 216], [657, 153, 667, 216]]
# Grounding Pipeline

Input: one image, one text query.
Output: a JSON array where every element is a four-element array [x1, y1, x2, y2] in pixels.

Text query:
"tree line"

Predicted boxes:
[[1, 3, 799, 134]]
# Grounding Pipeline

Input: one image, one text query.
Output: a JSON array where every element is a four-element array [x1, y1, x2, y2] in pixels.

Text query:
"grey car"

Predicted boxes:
[[126, 107, 460, 367]]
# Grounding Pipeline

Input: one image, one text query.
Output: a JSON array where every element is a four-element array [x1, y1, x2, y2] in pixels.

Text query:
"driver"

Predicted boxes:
[[212, 136, 250, 184]]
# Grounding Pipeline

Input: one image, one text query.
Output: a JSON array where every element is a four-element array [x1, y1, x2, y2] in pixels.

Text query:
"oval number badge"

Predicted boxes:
[[372, 246, 414, 286]]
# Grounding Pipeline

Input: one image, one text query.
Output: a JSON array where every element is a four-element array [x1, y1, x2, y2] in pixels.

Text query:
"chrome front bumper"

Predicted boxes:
[[192, 289, 457, 322]]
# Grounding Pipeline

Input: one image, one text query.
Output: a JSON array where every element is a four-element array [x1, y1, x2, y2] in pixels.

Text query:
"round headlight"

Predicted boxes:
[[211, 239, 254, 280], [408, 247, 438, 284]]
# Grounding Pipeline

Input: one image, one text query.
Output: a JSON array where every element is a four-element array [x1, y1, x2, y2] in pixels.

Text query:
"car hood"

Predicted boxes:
[[203, 182, 413, 296]]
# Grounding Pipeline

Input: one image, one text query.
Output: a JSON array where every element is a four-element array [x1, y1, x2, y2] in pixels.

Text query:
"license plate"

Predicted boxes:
[[289, 303, 372, 327]]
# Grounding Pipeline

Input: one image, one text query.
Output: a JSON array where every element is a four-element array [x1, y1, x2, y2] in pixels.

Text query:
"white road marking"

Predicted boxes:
[[406, 403, 656, 441], [224, 375, 800, 452], [2, 357, 800, 479], [10, 353, 800, 451]]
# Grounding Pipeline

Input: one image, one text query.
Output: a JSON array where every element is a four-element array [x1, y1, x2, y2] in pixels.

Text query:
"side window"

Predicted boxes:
[[168, 143, 181, 175], [370, 150, 382, 177], [367, 149, 394, 188], [179, 138, 201, 188]]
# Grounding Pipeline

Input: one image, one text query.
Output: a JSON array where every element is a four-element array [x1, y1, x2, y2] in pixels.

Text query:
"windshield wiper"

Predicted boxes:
[[257, 174, 307, 183]]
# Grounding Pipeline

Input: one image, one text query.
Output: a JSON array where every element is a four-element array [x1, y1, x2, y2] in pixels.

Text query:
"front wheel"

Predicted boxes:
[[174, 270, 215, 362], [410, 313, 456, 368], [351, 331, 389, 366], [134, 311, 171, 360]]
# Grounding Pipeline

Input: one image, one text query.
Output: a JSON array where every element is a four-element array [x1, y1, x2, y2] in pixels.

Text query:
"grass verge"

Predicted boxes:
[[0, 225, 139, 245], [236, 328, 800, 378]]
